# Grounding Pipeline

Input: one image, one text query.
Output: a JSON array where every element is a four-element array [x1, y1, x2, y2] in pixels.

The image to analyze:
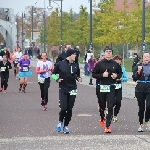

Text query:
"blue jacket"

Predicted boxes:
[[121, 66, 128, 82]]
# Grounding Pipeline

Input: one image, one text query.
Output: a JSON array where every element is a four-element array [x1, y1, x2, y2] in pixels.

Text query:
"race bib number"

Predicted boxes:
[[1, 67, 6, 71], [115, 84, 122, 89], [70, 89, 77, 95], [100, 85, 110, 92], [38, 77, 45, 83], [23, 67, 28, 72]]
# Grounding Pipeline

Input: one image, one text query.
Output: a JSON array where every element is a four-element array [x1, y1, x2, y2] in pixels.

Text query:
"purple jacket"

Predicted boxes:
[[88, 58, 96, 72]]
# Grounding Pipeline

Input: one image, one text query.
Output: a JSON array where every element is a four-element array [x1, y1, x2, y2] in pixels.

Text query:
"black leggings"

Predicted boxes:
[[113, 88, 122, 116], [59, 89, 76, 126], [38, 77, 50, 105], [98, 87, 115, 127], [1, 73, 9, 90], [135, 92, 150, 125]]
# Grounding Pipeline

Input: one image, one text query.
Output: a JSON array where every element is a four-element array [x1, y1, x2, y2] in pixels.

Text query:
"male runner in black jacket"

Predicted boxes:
[[52, 49, 82, 134], [92, 46, 122, 133]]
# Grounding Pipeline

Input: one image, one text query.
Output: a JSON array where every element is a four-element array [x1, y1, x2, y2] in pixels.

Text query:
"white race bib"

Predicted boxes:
[[1, 67, 6, 71], [115, 84, 122, 89], [70, 89, 77, 95], [23, 67, 28, 72], [38, 77, 45, 83], [100, 85, 110, 92]]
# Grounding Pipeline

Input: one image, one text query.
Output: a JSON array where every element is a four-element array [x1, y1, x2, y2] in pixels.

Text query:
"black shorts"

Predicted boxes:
[[13, 62, 18, 67]]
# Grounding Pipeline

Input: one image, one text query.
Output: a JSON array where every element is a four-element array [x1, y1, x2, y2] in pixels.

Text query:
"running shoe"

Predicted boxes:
[[41, 99, 45, 106], [22, 89, 25, 93], [43, 106, 47, 111], [138, 124, 144, 132], [113, 116, 118, 122], [56, 121, 62, 132], [63, 126, 70, 134], [0, 88, 2, 92], [3, 90, 7, 93], [104, 127, 111, 133], [99, 118, 105, 127]]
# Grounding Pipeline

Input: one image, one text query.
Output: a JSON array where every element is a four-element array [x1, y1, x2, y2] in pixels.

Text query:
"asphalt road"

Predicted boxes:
[[0, 60, 150, 150]]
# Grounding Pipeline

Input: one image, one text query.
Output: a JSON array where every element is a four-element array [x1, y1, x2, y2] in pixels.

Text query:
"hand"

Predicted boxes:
[[111, 73, 117, 79], [103, 69, 109, 77], [138, 66, 142, 72], [78, 77, 82, 82], [43, 68, 48, 72], [58, 79, 63, 83]]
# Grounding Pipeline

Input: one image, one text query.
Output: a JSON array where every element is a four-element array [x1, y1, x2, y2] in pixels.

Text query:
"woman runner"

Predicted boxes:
[[36, 52, 53, 111], [12, 47, 23, 79], [113, 55, 128, 122], [132, 52, 150, 132], [0, 55, 12, 93], [17, 54, 32, 93]]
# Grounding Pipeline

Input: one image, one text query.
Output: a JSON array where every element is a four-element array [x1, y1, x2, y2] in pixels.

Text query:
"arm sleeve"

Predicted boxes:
[[51, 63, 60, 82], [92, 63, 103, 79], [132, 64, 142, 82], [122, 67, 128, 82], [116, 64, 122, 79]]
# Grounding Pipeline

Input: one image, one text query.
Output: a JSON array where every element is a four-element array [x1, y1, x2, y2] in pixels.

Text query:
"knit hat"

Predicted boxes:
[[66, 49, 76, 57], [103, 46, 113, 53]]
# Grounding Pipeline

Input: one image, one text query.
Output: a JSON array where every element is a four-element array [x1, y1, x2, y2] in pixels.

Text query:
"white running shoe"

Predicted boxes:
[[138, 124, 144, 132]]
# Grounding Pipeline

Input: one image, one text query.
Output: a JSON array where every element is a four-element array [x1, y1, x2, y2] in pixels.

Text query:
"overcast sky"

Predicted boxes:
[[1, 0, 99, 16]]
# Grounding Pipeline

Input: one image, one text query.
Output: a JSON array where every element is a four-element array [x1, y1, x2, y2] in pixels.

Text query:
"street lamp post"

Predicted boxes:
[[32, 6, 34, 41], [142, 0, 146, 52], [90, 0, 93, 50], [60, 0, 62, 53], [22, 12, 25, 50], [16, 14, 19, 47], [44, 0, 46, 51]]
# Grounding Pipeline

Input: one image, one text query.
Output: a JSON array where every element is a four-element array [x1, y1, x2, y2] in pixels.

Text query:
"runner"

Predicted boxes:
[[12, 47, 23, 79], [0, 55, 12, 93], [88, 55, 96, 85], [51, 49, 82, 134], [11, 48, 17, 76], [92, 46, 122, 133], [132, 52, 150, 132], [17, 54, 32, 93], [36, 52, 53, 111], [113, 55, 128, 122]]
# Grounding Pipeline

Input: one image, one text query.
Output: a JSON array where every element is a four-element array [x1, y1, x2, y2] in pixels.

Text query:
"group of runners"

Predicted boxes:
[[0, 45, 150, 134]]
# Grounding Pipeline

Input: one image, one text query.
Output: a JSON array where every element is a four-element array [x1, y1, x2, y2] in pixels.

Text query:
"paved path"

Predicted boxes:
[[0, 60, 149, 150]]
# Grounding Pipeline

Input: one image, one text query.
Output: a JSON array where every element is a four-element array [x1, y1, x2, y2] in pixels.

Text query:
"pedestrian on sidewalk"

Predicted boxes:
[[17, 54, 32, 93], [0, 55, 12, 93], [88, 55, 96, 85], [132, 53, 140, 72], [36, 52, 53, 111], [84, 49, 93, 76], [92, 46, 122, 133], [112, 55, 128, 122], [132, 52, 150, 132], [51, 49, 82, 134]]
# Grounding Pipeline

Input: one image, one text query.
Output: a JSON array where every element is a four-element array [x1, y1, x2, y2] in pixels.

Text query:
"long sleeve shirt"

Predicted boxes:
[[92, 58, 122, 85], [52, 59, 80, 91]]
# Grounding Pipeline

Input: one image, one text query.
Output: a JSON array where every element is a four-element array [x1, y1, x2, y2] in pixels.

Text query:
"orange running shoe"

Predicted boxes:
[[104, 127, 111, 133], [99, 119, 105, 127]]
